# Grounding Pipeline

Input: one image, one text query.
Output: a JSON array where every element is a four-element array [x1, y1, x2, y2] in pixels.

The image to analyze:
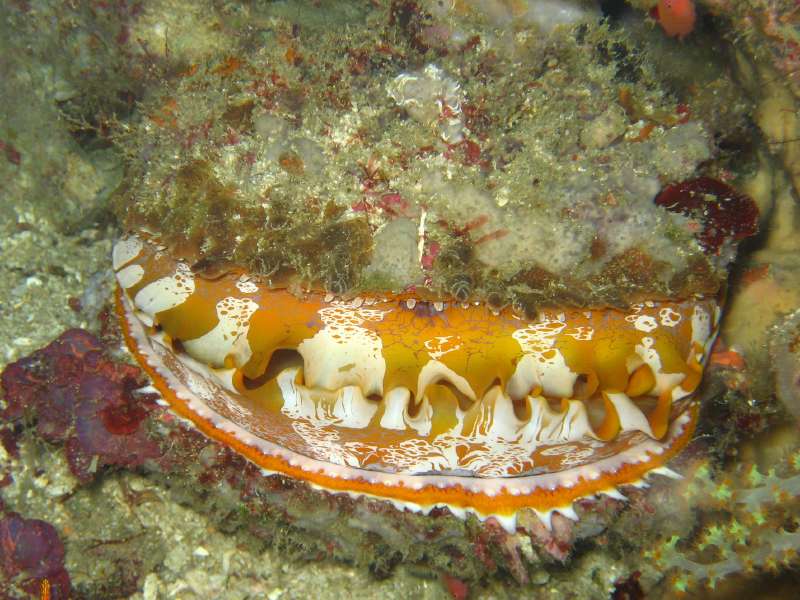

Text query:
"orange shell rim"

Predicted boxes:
[[116, 287, 698, 518]]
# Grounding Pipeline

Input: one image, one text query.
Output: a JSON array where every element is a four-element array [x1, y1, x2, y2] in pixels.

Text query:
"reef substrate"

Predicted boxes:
[[113, 0, 754, 309], [0, 328, 659, 595], [2, 325, 770, 598]]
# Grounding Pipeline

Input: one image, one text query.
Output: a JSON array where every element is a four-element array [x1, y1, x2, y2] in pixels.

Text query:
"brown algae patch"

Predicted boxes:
[[113, 2, 752, 307]]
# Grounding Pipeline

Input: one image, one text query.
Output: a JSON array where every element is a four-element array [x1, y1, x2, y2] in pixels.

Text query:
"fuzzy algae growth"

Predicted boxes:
[[114, 1, 735, 309]]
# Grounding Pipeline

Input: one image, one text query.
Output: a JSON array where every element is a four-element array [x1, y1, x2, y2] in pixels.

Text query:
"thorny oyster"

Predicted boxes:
[[111, 0, 758, 530]]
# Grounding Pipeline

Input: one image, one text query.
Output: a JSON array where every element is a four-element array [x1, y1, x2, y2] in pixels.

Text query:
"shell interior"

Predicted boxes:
[[114, 234, 719, 527]]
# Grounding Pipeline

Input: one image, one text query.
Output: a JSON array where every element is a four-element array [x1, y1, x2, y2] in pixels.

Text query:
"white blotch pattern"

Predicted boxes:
[[659, 307, 682, 327], [235, 275, 259, 294], [604, 392, 654, 437], [182, 296, 259, 368], [627, 314, 659, 333], [510, 317, 578, 399], [116, 264, 145, 289], [418, 360, 476, 403], [112, 236, 143, 270], [133, 262, 195, 315], [279, 368, 379, 429], [691, 305, 711, 349], [298, 304, 387, 397], [423, 335, 462, 359], [635, 336, 686, 396]]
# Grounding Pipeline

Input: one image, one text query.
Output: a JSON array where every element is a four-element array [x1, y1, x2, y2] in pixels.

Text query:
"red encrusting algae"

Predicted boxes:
[[654, 177, 759, 255], [0, 513, 70, 600], [0, 329, 161, 483]]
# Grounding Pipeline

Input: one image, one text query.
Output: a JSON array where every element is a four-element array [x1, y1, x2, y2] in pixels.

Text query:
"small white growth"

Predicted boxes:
[[387, 63, 465, 143]]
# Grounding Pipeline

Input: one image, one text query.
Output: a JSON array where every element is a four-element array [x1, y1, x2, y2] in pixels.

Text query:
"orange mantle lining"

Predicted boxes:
[[116, 287, 696, 517]]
